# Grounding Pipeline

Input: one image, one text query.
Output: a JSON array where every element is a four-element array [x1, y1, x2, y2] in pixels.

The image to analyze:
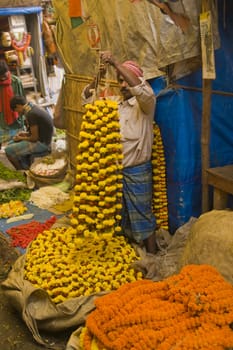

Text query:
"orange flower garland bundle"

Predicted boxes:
[[81, 264, 233, 350]]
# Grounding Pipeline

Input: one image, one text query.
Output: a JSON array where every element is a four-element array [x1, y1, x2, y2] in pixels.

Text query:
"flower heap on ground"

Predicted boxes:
[[0, 200, 27, 218], [152, 124, 168, 230], [23, 100, 143, 304], [24, 227, 142, 304], [0, 161, 31, 203], [7, 216, 56, 249], [71, 100, 123, 238], [80, 264, 233, 350]]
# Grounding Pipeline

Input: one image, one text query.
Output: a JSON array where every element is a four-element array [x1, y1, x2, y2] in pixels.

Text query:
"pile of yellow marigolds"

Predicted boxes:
[[0, 200, 27, 218], [80, 264, 233, 350], [24, 226, 142, 304], [24, 99, 168, 304]]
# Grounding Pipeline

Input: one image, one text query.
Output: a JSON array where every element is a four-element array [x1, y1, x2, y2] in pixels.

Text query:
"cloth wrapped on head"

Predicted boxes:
[[122, 60, 143, 77]]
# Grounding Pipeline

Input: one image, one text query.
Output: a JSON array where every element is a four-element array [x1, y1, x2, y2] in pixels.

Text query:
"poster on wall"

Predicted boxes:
[[200, 11, 216, 80]]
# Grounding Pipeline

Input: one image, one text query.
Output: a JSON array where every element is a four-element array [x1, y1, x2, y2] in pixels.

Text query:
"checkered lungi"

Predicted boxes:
[[121, 160, 156, 243], [4, 140, 50, 159]]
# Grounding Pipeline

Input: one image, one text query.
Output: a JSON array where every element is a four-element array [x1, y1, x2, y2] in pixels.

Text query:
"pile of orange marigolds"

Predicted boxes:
[[80, 264, 233, 350]]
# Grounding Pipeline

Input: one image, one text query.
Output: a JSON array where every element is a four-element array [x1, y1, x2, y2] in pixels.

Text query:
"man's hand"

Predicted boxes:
[[13, 134, 22, 142], [17, 131, 29, 137], [13, 131, 30, 142], [84, 61, 107, 99], [146, 0, 168, 11], [146, 0, 190, 33], [100, 51, 118, 67], [13, 131, 29, 142]]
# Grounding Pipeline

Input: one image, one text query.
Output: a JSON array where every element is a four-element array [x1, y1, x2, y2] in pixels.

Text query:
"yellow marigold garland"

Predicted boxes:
[[71, 100, 123, 238], [24, 226, 142, 304], [81, 264, 233, 350], [152, 124, 169, 230]]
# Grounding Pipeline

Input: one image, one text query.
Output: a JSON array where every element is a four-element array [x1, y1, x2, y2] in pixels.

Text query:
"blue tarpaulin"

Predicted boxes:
[[0, 7, 42, 16], [150, 1, 233, 233]]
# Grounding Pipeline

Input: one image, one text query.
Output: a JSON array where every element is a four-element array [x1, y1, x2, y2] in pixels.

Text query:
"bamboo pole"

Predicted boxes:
[[201, 79, 212, 212], [200, 0, 215, 212]]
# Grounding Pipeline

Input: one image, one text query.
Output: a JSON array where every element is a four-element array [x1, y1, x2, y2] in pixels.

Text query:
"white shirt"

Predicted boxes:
[[81, 79, 156, 167], [119, 80, 156, 167]]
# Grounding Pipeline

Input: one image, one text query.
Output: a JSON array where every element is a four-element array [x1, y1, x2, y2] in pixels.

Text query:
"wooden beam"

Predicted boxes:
[[200, 0, 215, 212], [206, 165, 233, 209], [201, 79, 212, 212]]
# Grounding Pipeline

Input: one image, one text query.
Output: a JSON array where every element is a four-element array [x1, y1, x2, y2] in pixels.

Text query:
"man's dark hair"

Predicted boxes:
[[0, 60, 9, 75], [10, 95, 27, 110]]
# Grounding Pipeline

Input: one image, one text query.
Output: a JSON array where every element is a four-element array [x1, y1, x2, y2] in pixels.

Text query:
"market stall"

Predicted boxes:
[[0, 1, 63, 105], [51, 0, 229, 232], [0, 6, 48, 100]]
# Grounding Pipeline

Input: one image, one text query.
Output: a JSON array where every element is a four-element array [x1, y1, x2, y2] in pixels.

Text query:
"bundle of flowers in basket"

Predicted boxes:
[[27, 152, 68, 187]]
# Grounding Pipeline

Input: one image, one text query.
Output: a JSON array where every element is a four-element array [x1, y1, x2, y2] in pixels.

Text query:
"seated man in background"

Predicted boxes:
[[5, 95, 54, 170]]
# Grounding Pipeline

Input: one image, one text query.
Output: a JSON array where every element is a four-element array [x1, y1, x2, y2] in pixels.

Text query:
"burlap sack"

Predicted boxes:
[[1, 218, 196, 349], [1, 255, 107, 349], [178, 210, 233, 284], [0, 178, 26, 191], [132, 217, 196, 281]]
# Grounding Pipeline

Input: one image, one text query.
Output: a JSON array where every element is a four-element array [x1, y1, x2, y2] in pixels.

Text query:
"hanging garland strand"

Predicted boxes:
[[11, 32, 31, 51], [10, 32, 31, 66]]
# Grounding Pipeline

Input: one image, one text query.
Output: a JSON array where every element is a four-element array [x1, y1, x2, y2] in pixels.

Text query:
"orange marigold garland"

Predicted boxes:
[[81, 265, 233, 350], [152, 123, 169, 230]]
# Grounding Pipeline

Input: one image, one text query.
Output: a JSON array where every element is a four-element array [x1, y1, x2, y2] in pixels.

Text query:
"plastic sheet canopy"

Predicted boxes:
[[52, 0, 219, 80]]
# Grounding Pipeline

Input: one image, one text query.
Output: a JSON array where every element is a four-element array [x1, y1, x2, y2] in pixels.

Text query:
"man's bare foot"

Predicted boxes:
[[143, 232, 158, 254]]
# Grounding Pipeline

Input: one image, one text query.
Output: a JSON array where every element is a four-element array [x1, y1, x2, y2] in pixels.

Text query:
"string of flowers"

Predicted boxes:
[[24, 226, 142, 304], [11, 32, 31, 51], [152, 123, 169, 230], [81, 264, 233, 350], [10, 32, 31, 66], [70, 100, 123, 238]]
